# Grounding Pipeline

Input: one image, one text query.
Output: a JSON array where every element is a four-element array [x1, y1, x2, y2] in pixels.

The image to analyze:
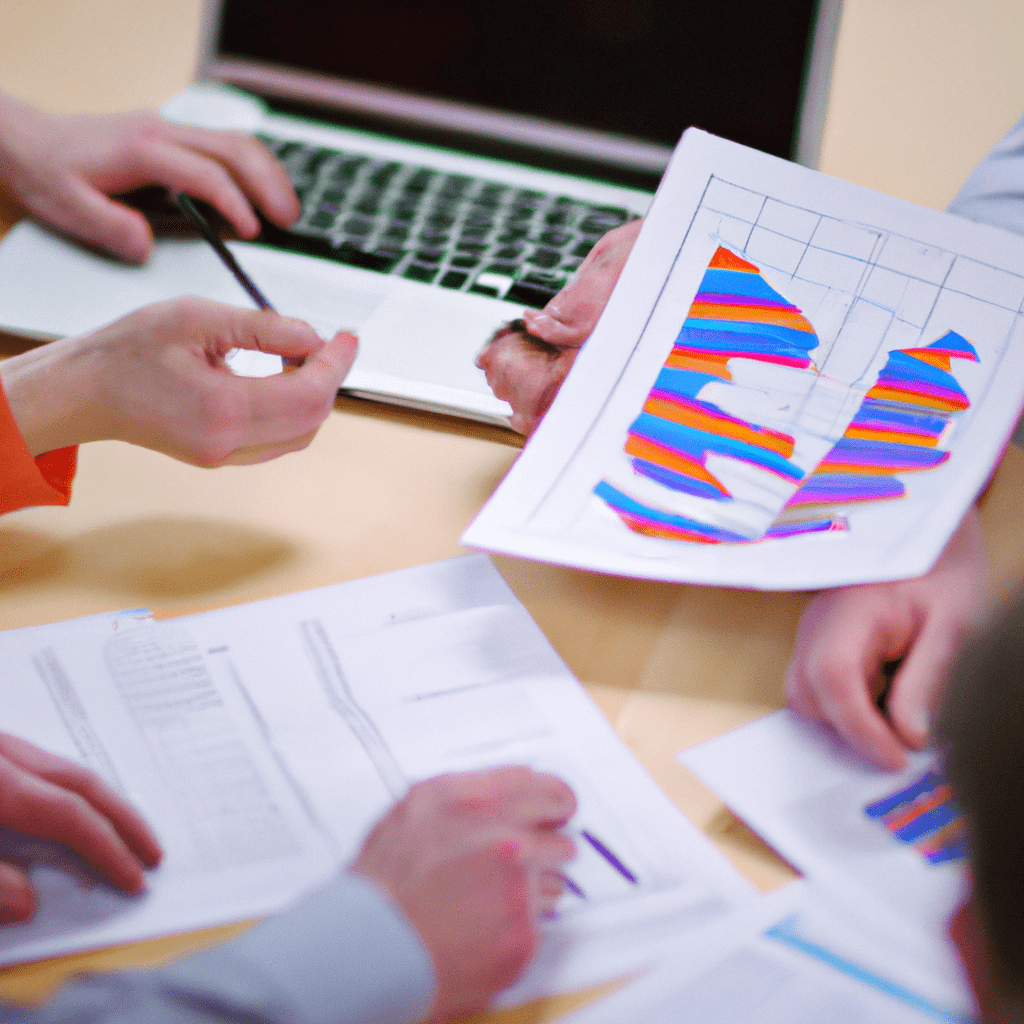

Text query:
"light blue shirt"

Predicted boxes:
[[948, 113, 1024, 234], [0, 875, 434, 1024], [946, 112, 1024, 446]]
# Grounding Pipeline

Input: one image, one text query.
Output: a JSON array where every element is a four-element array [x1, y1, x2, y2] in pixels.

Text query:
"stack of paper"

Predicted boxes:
[[0, 554, 752, 1003]]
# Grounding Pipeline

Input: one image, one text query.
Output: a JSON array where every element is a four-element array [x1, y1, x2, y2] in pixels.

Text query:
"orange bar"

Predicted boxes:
[[866, 385, 969, 412], [625, 434, 730, 494], [688, 301, 815, 332], [903, 350, 951, 371], [884, 786, 953, 833], [708, 247, 760, 273], [643, 395, 795, 458], [665, 351, 733, 379], [845, 426, 938, 448]]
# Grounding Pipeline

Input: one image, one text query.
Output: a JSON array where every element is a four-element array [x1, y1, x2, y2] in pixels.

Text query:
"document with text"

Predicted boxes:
[[0, 555, 752, 1001]]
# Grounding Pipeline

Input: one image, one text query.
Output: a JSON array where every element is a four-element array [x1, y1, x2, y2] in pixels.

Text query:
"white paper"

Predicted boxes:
[[463, 128, 1024, 588], [680, 710, 969, 968], [562, 882, 973, 1024], [0, 555, 751, 1002]]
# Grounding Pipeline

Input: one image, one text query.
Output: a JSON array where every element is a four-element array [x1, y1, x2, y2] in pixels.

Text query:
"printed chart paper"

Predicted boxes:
[[463, 129, 1024, 588], [562, 883, 973, 1024], [0, 555, 751, 1003], [679, 710, 969, 966]]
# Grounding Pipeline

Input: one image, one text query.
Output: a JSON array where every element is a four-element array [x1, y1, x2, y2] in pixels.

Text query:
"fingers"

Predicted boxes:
[[157, 122, 301, 230], [18, 173, 156, 264], [11, 108, 300, 263], [477, 325, 578, 435], [814, 662, 911, 771], [0, 862, 35, 924], [785, 587, 914, 770], [0, 733, 162, 895], [218, 326, 357, 463], [470, 765, 577, 830], [521, 219, 642, 348], [885, 617, 970, 751]]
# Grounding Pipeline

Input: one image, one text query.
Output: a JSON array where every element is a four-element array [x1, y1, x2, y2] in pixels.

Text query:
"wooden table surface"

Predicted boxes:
[[2, 1, 1024, 1018]]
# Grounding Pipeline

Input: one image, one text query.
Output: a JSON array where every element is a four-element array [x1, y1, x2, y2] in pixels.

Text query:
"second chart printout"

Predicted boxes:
[[464, 129, 1024, 587]]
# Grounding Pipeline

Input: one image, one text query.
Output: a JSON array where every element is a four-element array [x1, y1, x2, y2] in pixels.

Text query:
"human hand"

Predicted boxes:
[[0, 731, 162, 924], [0, 91, 299, 263], [785, 506, 988, 770], [352, 767, 576, 1022], [0, 297, 358, 466], [477, 219, 642, 435]]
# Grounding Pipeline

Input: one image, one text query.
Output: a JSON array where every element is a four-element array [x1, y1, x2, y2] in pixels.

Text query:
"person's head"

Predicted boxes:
[[937, 586, 1024, 1020]]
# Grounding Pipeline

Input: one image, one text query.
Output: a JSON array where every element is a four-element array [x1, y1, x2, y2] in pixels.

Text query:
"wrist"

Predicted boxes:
[[0, 336, 97, 455]]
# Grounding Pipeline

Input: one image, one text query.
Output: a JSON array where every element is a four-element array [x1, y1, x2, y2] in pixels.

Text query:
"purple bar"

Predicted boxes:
[[582, 830, 638, 884]]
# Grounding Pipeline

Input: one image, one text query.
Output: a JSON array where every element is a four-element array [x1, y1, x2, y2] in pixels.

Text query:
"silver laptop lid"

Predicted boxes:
[[196, 0, 841, 186]]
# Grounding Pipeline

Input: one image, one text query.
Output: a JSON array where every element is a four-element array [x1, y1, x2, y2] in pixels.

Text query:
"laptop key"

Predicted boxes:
[[506, 281, 559, 308], [440, 269, 470, 289], [331, 242, 403, 273], [506, 270, 568, 308], [259, 135, 644, 303], [527, 248, 561, 268], [342, 216, 374, 235], [539, 230, 572, 247], [404, 263, 439, 283]]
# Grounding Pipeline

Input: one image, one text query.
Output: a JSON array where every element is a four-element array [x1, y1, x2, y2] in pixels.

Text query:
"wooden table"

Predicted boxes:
[[2, 1, 1024, 1018]]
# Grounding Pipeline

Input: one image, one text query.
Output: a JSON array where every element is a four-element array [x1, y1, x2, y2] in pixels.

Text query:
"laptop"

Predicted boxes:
[[0, 0, 840, 426]]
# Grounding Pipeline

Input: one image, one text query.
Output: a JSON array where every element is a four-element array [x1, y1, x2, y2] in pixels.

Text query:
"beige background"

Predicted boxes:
[[1, 1, 1024, 1018]]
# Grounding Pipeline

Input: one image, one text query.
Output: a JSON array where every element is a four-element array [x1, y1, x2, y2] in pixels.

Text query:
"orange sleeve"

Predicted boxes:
[[0, 374, 77, 515]]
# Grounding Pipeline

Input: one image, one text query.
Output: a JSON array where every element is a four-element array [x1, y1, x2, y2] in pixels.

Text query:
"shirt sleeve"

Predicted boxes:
[[0, 373, 76, 515], [947, 112, 1024, 234], [0, 874, 435, 1024]]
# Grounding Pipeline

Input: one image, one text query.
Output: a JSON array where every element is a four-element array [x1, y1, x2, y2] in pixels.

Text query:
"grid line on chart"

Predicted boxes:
[[527, 171, 1024, 539], [672, 177, 1024, 440]]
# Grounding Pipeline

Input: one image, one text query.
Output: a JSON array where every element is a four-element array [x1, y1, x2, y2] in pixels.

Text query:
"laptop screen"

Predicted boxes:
[[214, 0, 824, 184]]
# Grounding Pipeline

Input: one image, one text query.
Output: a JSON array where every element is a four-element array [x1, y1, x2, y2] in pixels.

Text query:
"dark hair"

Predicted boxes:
[[937, 586, 1024, 993]]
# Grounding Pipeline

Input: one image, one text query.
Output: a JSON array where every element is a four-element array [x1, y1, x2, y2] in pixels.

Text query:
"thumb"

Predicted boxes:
[[885, 621, 962, 750], [294, 329, 359, 391], [231, 315, 358, 387]]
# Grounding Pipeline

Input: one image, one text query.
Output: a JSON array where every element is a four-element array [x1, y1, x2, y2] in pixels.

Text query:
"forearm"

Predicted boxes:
[[3, 875, 434, 1024]]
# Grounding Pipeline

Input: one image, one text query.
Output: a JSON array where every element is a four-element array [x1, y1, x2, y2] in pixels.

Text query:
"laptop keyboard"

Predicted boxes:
[[257, 135, 639, 309]]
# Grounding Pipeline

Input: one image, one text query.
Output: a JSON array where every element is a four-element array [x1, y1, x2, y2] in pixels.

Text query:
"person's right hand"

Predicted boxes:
[[0, 732, 163, 923], [352, 767, 576, 1023], [0, 296, 358, 467], [477, 219, 641, 435], [785, 506, 988, 769]]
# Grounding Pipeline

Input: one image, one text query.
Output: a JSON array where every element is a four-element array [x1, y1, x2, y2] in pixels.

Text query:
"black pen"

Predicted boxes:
[[174, 192, 277, 312], [173, 192, 302, 367]]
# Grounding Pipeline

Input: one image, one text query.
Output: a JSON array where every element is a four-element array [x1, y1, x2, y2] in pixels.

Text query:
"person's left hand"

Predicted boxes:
[[0, 732, 163, 924], [477, 219, 641, 435], [0, 296, 358, 466], [0, 92, 299, 263]]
